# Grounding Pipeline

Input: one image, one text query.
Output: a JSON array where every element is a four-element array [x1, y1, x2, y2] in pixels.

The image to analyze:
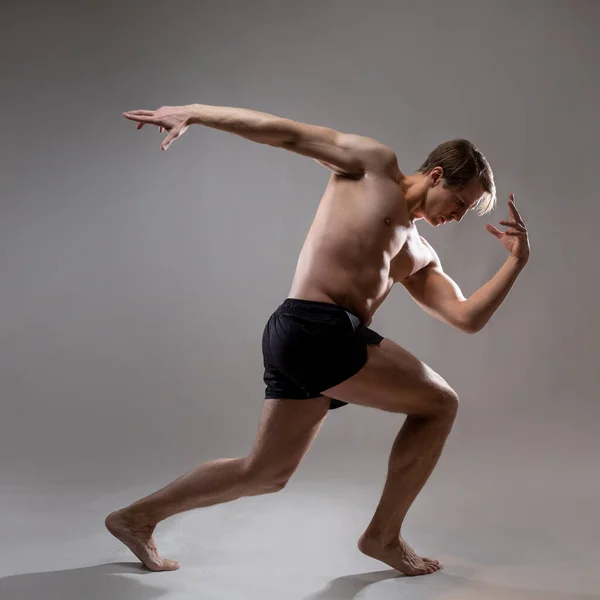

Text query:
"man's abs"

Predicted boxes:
[[287, 172, 427, 325]]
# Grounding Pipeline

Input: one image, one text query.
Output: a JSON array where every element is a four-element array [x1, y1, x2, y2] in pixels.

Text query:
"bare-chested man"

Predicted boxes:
[[106, 104, 530, 576]]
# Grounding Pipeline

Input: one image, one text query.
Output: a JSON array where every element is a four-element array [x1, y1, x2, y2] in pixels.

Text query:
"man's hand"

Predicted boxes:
[[485, 193, 530, 263], [123, 106, 192, 151]]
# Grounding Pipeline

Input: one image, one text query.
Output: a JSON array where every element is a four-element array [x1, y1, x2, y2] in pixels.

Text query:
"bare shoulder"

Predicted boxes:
[[322, 154, 403, 184], [338, 135, 401, 179], [370, 144, 402, 180]]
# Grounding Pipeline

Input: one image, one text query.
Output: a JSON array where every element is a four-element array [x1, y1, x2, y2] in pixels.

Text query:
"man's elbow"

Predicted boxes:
[[461, 319, 483, 334], [452, 303, 483, 334]]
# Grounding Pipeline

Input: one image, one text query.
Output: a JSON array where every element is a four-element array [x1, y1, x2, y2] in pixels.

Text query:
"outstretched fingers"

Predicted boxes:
[[123, 112, 156, 123], [161, 127, 183, 151], [499, 220, 526, 232], [122, 107, 187, 150], [124, 110, 155, 116], [135, 123, 165, 132], [508, 194, 525, 225], [485, 223, 503, 238]]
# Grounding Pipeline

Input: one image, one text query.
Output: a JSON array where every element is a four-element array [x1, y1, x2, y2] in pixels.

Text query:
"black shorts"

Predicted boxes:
[[262, 298, 384, 410]]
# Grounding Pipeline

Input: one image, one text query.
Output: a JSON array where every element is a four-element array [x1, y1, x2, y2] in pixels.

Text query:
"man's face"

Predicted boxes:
[[423, 169, 485, 227]]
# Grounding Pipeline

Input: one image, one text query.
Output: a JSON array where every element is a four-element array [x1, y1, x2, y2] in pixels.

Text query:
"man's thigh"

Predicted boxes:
[[322, 338, 458, 416]]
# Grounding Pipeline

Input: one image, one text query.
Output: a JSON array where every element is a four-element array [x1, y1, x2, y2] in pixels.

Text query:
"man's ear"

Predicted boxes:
[[429, 166, 444, 186]]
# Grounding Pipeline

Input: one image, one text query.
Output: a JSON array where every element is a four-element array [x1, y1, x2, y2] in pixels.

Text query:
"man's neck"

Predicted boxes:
[[399, 173, 427, 221]]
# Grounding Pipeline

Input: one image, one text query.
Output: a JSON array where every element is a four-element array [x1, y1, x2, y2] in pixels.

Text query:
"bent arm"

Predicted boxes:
[[187, 103, 398, 176], [402, 263, 472, 332], [402, 239, 527, 333]]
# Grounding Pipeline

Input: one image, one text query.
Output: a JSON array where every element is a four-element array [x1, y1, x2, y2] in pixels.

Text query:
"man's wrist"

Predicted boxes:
[[186, 104, 202, 125], [507, 254, 529, 268]]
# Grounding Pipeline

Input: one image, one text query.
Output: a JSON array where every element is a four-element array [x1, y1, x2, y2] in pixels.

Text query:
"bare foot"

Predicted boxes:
[[105, 510, 180, 572], [358, 534, 441, 576]]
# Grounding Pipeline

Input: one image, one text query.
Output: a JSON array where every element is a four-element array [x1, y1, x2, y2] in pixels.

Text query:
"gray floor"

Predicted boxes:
[[2, 449, 599, 600]]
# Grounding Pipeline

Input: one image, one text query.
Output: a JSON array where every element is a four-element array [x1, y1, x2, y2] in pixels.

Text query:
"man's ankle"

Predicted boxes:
[[359, 528, 399, 548], [122, 506, 159, 530]]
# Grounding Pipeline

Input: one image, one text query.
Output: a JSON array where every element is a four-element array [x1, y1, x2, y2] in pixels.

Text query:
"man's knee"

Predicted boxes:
[[245, 477, 289, 496], [417, 384, 459, 419], [435, 386, 459, 418], [243, 459, 292, 496]]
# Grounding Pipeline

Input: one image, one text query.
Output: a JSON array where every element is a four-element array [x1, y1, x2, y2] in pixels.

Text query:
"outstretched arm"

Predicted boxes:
[[402, 195, 530, 333], [122, 104, 398, 177]]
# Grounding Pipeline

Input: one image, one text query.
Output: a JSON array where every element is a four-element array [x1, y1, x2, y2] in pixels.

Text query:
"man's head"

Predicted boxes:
[[407, 139, 496, 226]]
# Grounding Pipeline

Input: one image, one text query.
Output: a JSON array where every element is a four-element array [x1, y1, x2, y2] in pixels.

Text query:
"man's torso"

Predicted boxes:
[[288, 170, 434, 325]]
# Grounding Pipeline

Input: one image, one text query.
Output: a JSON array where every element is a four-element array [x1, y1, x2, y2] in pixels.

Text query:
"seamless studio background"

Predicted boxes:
[[1, 1, 598, 598]]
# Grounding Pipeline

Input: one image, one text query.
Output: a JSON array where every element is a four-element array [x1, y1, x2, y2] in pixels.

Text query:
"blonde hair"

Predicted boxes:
[[416, 139, 496, 215]]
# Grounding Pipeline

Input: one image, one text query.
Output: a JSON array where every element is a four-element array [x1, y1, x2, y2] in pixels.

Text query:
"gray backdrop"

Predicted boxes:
[[1, 0, 598, 553]]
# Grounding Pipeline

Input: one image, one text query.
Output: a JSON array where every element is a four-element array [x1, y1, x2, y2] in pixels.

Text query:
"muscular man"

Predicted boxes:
[[106, 104, 529, 576]]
